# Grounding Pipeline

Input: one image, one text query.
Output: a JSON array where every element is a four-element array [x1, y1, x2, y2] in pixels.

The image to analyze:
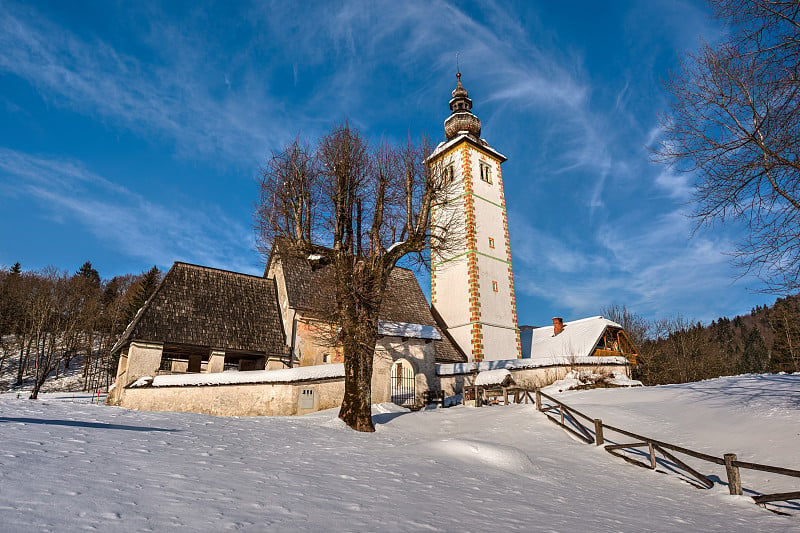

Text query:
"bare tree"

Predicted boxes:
[[255, 123, 460, 432], [28, 268, 84, 399], [601, 304, 651, 346], [656, 0, 800, 292]]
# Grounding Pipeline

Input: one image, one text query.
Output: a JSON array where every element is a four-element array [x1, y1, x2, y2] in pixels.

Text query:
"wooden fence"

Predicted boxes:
[[532, 389, 800, 511]]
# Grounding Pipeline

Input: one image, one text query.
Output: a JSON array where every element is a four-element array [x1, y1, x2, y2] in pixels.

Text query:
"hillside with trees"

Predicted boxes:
[[0, 262, 161, 397], [606, 296, 800, 386]]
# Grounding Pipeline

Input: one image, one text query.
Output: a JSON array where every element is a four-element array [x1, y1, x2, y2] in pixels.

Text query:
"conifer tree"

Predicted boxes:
[[76, 261, 100, 288], [741, 325, 769, 374], [125, 266, 161, 325]]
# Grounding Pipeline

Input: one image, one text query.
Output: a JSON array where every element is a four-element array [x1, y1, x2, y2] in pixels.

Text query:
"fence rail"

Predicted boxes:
[[533, 389, 800, 511]]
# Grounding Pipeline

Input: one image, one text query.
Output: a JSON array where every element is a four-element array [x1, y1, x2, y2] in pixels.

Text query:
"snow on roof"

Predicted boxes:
[[427, 133, 507, 163], [378, 321, 442, 340], [530, 316, 623, 359], [143, 364, 345, 388], [475, 369, 511, 387], [436, 355, 629, 376]]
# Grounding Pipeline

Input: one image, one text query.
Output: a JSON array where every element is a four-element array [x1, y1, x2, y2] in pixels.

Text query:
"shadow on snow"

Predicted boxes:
[[0, 417, 178, 432]]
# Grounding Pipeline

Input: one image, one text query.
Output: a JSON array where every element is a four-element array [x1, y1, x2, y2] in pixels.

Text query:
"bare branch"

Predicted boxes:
[[656, 0, 800, 293]]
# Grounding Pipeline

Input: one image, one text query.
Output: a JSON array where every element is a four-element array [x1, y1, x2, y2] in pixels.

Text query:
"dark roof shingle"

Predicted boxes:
[[270, 238, 466, 364], [113, 263, 286, 356]]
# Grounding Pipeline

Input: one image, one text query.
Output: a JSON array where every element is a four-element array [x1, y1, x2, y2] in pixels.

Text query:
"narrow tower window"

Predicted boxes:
[[443, 164, 455, 186], [488, 237, 495, 249], [479, 162, 492, 184], [492, 280, 499, 292]]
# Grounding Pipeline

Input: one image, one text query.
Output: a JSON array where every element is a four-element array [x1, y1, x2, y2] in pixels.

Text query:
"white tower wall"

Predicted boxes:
[[430, 131, 521, 361]]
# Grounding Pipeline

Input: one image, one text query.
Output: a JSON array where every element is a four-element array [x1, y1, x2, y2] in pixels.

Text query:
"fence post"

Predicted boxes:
[[724, 453, 743, 495], [535, 389, 542, 411], [594, 419, 604, 446], [648, 442, 657, 469]]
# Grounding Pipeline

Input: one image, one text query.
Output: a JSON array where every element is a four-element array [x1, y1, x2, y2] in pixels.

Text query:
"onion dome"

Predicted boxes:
[[444, 72, 481, 140]]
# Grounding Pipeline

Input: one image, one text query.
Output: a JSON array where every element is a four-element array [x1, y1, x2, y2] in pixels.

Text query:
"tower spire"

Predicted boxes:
[[444, 70, 481, 140]]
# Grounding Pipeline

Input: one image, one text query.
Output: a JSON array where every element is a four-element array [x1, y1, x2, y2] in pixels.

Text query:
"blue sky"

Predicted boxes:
[[0, 0, 774, 325]]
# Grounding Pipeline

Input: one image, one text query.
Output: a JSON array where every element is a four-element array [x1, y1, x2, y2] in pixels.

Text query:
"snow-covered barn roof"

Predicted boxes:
[[530, 316, 624, 359]]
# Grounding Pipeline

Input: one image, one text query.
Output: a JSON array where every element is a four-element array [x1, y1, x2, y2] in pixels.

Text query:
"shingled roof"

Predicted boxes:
[[269, 238, 466, 363], [112, 263, 287, 356]]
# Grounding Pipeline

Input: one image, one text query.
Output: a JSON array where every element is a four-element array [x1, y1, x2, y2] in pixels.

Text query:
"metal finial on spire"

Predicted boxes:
[[456, 52, 460, 77]]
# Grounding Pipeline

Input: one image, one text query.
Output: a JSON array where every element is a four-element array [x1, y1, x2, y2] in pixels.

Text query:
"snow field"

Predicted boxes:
[[0, 374, 796, 531]]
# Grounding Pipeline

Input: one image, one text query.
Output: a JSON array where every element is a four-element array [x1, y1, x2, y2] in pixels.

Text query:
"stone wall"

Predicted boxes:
[[112, 337, 436, 416], [107, 341, 164, 405], [438, 363, 631, 396], [119, 378, 347, 417]]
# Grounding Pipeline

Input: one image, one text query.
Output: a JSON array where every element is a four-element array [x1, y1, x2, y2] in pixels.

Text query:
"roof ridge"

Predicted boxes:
[[173, 261, 267, 280], [564, 315, 604, 325]]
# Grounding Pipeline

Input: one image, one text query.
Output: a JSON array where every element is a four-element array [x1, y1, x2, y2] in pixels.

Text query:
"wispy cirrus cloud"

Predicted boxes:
[[0, 3, 295, 165], [511, 202, 758, 323], [0, 147, 259, 274]]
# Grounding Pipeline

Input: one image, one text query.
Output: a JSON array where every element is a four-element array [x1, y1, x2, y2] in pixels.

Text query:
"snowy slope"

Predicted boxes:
[[0, 374, 797, 531]]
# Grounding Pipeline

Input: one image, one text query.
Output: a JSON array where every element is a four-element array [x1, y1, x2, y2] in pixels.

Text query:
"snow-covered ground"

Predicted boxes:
[[0, 374, 797, 531]]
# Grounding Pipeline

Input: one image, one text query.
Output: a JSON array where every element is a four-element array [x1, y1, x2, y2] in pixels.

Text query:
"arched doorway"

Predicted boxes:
[[390, 359, 415, 407]]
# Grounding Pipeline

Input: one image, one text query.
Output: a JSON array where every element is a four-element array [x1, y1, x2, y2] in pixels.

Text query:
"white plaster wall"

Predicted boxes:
[[468, 147, 504, 205], [125, 342, 163, 383], [431, 142, 519, 362], [107, 341, 163, 406], [446, 324, 475, 361], [120, 379, 346, 417], [476, 260, 514, 327], [474, 203, 508, 259], [432, 256, 470, 329], [479, 325, 522, 360]]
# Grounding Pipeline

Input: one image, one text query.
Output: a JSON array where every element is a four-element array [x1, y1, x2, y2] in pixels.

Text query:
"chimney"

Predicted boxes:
[[552, 317, 564, 335]]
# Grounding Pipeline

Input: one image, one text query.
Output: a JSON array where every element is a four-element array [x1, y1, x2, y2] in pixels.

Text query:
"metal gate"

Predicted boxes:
[[390, 362, 415, 407]]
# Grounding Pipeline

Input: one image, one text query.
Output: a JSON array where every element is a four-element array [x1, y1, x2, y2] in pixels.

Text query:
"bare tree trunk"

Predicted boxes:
[[338, 334, 376, 432]]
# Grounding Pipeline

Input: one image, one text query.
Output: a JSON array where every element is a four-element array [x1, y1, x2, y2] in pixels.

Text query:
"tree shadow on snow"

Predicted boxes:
[[672, 374, 800, 409], [0, 417, 178, 432], [371, 411, 410, 425]]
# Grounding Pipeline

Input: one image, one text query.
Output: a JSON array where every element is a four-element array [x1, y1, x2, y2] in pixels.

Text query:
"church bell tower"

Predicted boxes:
[[429, 73, 521, 362]]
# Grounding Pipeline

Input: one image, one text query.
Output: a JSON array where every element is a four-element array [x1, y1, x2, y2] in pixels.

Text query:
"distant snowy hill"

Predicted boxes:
[[0, 374, 797, 531]]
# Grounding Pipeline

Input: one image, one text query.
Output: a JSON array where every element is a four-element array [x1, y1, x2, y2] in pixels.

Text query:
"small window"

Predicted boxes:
[[479, 162, 492, 184], [488, 237, 495, 249], [443, 164, 454, 186], [492, 280, 499, 293]]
